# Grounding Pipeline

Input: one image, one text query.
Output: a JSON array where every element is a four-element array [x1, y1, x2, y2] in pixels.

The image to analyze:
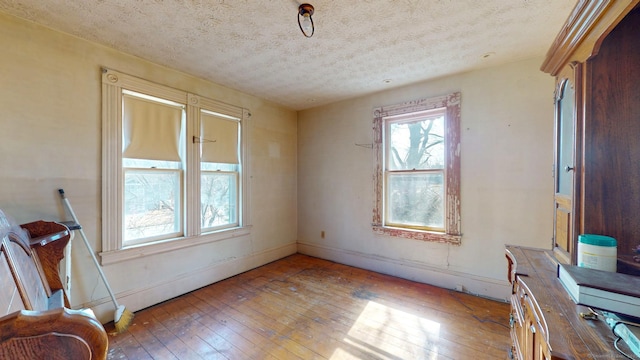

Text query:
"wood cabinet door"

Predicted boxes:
[[553, 76, 577, 263]]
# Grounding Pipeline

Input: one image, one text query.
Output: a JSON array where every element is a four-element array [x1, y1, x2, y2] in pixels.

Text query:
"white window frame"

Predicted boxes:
[[372, 92, 461, 244], [100, 69, 251, 264]]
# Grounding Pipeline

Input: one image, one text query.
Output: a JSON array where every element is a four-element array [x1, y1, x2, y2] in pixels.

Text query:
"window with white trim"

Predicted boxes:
[[199, 109, 240, 232], [101, 69, 251, 263], [372, 92, 461, 244]]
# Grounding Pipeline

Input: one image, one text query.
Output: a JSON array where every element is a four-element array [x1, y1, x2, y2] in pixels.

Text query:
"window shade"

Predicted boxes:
[[122, 94, 183, 161], [200, 112, 239, 164]]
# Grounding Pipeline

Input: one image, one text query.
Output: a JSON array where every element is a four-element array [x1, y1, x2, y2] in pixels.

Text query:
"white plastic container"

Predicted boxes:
[[577, 234, 617, 272]]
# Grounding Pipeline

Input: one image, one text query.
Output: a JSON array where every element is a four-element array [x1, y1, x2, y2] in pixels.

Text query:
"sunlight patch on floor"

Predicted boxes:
[[330, 300, 441, 359]]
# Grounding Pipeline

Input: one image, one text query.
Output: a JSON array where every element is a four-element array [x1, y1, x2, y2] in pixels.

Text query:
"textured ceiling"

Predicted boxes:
[[0, 0, 576, 110]]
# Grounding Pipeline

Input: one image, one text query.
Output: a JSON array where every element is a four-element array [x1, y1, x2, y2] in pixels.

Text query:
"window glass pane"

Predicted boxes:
[[201, 170, 238, 230], [557, 81, 575, 195], [388, 115, 444, 171], [386, 172, 444, 229], [124, 169, 182, 244]]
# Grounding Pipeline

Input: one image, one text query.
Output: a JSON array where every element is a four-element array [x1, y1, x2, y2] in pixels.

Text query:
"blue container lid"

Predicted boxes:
[[578, 234, 617, 247]]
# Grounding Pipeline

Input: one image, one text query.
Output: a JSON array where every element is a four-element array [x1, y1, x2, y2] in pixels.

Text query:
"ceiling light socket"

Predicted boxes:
[[298, 4, 315, 38]]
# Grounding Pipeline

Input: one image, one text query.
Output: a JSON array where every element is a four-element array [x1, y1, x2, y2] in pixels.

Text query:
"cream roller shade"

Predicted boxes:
[[200, 112, 239, 164], [123, 94, 183, 161]]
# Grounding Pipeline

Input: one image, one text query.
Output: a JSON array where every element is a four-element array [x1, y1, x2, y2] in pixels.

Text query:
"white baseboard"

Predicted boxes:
[[297, 242, 511, 302], [85, 242, 297, 323]]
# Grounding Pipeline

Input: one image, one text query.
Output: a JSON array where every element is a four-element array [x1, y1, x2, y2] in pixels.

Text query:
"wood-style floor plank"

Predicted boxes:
[[106, 254, 510, 359]]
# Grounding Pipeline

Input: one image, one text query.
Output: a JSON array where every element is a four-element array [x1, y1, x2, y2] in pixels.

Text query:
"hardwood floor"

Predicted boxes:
[[105, 254, 510, 359]]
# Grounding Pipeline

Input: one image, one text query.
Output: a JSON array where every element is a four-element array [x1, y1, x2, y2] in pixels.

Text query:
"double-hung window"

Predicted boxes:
[[373, 92, 461, 244], [101, 69, 250, 263], [199, 109, 240, 232]]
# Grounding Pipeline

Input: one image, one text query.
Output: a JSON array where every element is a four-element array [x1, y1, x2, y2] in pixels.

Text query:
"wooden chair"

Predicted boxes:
[[0, 210, 108, 359]]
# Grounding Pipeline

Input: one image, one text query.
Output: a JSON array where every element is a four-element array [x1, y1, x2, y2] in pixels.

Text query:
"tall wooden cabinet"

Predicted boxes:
[[506, 1, 640, 359], [542, 0, 640, 270]]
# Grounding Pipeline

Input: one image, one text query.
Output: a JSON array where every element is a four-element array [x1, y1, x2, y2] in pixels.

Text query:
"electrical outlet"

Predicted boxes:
[[455, 284, 464, 292]]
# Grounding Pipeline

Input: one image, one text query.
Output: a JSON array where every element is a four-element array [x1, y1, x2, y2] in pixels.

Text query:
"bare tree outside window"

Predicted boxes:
[[201, 169, 237, 229], [123, 160, 182, 245]]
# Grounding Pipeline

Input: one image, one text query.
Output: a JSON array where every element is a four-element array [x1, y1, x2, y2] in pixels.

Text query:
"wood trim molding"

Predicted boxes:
[[99, 226, 252, 265], [372, 92, 461, 244], [372, 225, 461, 244], [540, 0, 639, 76]]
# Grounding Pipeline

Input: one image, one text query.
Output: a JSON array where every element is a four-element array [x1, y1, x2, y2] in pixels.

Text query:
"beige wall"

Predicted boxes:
[[297, 57, 555, 300], [0, 12, 297, 322]]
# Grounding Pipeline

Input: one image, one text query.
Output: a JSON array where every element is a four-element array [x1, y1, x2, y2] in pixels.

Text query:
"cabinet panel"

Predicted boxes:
[[582, 7, 640, 263], [554, 196, 571, 260]]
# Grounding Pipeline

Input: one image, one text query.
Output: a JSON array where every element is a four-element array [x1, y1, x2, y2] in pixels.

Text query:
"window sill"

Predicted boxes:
[[99, 226, 252, 265], [372, 225, 461, 245]]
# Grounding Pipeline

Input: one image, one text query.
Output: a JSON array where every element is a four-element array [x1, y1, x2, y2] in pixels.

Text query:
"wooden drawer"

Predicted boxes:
[[506, 246, 623, 359], [510, 277, 551, 360]]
